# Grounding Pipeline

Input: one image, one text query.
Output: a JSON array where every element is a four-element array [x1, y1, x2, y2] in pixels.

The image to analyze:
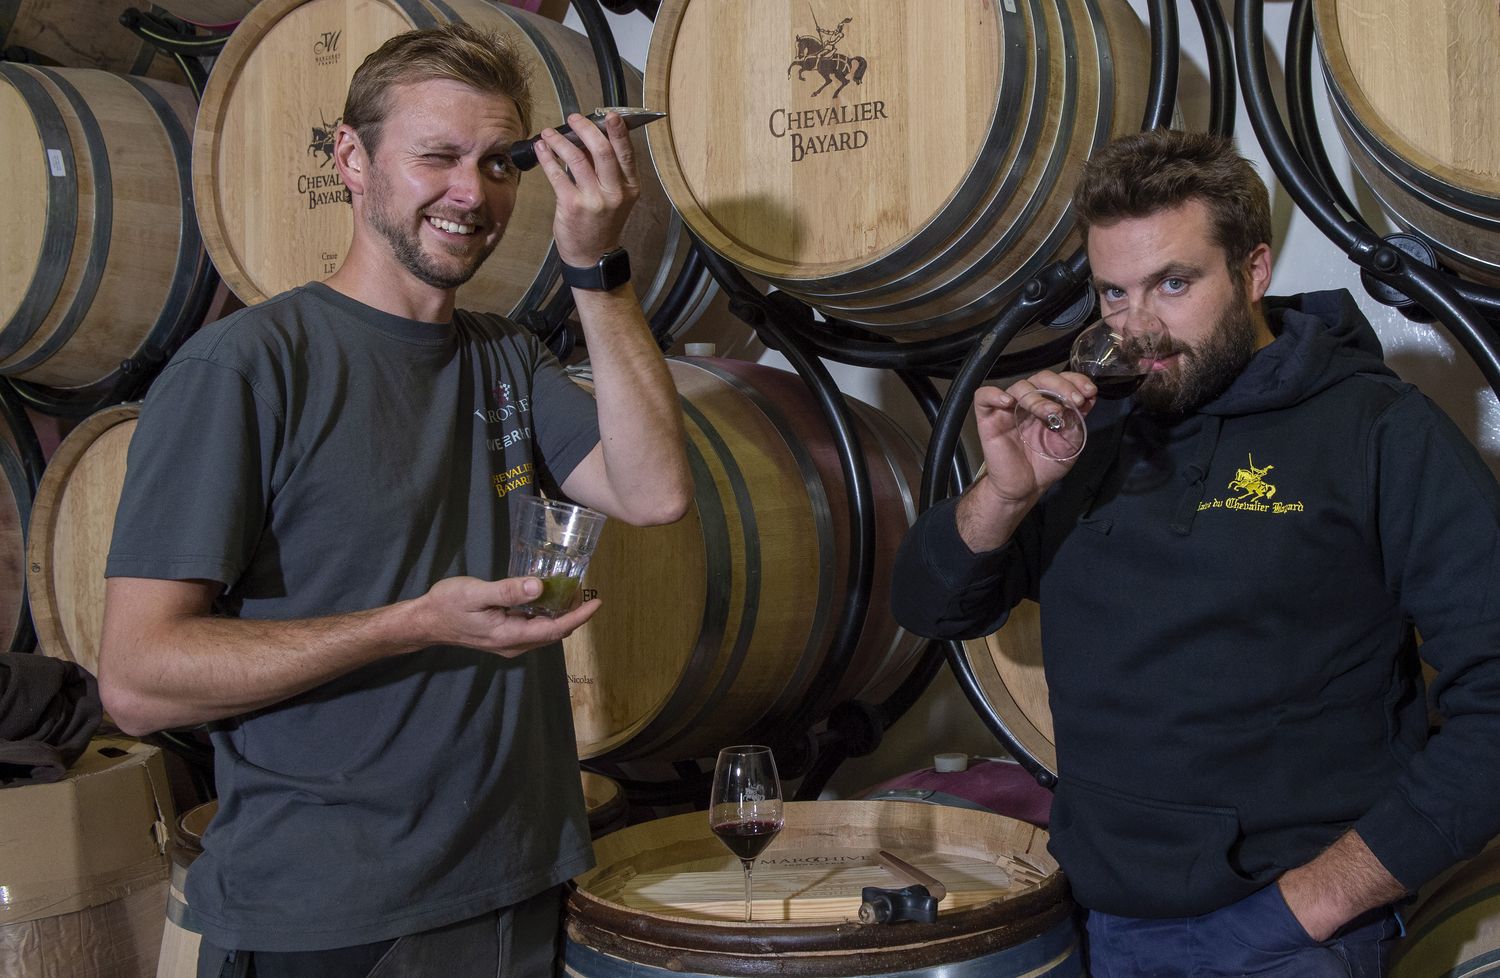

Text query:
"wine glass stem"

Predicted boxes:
[[742, 858, 754, 922]]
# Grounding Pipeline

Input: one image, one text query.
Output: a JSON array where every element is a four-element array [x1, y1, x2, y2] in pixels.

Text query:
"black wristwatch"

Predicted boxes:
[[560, 247, 631, 291]]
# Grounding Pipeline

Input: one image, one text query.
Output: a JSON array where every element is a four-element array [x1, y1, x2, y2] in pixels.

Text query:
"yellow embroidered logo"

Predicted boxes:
[[1198, 454, 1305, 515], [1228, 455, 1276, 501]]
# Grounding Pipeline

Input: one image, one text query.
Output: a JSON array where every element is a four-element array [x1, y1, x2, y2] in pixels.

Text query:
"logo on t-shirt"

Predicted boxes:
[[481, 383, 534, 473], [1198, 454, 1305, 516]]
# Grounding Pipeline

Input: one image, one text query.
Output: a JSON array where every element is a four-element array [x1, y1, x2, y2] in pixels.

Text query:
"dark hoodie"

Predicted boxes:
[[893, 290, 1500, 917]]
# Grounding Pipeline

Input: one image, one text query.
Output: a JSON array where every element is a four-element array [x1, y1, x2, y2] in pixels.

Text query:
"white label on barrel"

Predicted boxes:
[[1003, 0, 1016, 10], [47, 149, 66, 177]]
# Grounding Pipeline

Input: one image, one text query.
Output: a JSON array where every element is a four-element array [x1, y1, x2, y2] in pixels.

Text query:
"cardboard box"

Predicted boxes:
[[0, 881, 168, 978], [0, 738, 174, 926]]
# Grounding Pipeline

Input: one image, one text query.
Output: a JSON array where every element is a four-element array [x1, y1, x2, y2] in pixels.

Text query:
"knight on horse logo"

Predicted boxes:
[[308, 112, 341, 168], [1228, 455, 1277, 502], [788, 7, 867, 98]]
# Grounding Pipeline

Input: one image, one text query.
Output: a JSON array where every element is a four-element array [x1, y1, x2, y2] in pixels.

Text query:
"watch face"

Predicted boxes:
[[599, 248, 631, 288]]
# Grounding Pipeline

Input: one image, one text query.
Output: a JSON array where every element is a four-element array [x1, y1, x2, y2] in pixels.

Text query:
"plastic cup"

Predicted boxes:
[[507, 496, 607, 618]]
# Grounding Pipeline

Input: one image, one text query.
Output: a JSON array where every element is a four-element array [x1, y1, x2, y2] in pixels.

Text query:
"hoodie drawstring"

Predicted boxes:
[[1170, 415, 1222, 536]]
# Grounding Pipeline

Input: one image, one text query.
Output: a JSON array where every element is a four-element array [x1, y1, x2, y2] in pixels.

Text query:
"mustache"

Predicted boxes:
[[1120, 336, 1183, 361]]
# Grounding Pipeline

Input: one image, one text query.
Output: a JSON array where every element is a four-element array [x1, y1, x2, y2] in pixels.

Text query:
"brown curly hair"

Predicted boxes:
[[1073, 128, 1273, 268]]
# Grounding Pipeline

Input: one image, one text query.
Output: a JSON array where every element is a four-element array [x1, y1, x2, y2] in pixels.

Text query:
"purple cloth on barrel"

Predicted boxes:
[[862, 758, 1054, 827], [0, 652, 102, 786]]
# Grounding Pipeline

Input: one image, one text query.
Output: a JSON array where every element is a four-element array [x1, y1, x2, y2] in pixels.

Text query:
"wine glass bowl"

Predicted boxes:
[[1012, 389, 1087, 462], [710, 745, 784, 922], [1069, 306, 1169, 401], [1011, 306, 1169, 462]]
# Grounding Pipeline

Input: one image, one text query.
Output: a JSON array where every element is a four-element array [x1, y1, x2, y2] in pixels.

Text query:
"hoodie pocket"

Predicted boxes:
[[1051, 775, 1259, 917]]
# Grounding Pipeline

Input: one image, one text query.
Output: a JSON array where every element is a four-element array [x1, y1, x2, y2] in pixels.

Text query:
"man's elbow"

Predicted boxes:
[[631, 485, 691, 526], [97, 680, 164, 738], [96, 647, 165, 737]]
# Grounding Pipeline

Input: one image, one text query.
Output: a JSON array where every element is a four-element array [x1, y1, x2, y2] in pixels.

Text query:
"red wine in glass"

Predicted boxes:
[[1070, 307, 1168, 402], [711, 818, 783, 861], [1076, 363, 1151, 400], [710, 746, 784, 922]]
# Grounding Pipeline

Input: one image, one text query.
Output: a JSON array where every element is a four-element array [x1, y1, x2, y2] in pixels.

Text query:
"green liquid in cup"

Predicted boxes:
[[525, 574, 581, 618]]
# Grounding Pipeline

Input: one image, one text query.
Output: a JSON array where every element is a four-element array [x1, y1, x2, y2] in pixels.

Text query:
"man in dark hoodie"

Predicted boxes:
[[892, 128, 1500, 976]]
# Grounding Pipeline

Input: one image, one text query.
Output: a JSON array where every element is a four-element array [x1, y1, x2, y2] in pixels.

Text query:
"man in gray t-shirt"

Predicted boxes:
[[98, 24, 690, 978]]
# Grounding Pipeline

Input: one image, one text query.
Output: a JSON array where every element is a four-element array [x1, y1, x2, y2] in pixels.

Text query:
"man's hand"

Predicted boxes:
[[532, 111, 640, 269], [956, 369, 1096, 553], [1277, 831, 1406, 941], [976, 369, 1097, 501], [417, 575, 600, 657]]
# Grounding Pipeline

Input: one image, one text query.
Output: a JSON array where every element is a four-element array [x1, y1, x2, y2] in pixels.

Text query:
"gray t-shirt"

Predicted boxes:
[[106, 282, 601, 951]]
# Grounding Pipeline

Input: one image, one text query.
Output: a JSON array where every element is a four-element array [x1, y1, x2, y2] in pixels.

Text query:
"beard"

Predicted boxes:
[[1137, 282, 1261, 415], [365, 172, 497, 291]]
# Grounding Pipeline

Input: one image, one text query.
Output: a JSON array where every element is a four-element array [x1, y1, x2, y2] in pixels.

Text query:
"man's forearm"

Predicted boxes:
[[100, 575, 598, 737], [100, 599, 423, 735], [573, 285, 691, 523]]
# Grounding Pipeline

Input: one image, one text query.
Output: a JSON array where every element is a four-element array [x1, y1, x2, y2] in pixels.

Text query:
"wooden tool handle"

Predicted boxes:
[[877, 849, 947, 901]]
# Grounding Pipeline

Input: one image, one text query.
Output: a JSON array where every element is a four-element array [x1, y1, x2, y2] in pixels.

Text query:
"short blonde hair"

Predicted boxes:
[[342, 23, 533, 155]]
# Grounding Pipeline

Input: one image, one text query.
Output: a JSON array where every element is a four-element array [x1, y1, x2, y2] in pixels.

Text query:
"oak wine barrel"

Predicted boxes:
[[0, 64, 209, 402], [643, 0, 1149, 338], [565, 800, 1080, 977], [193, 0, 700, 337], [1314, 0, 1500, 285], [565, 357, 927, 762], [25, 402, 139, 674]]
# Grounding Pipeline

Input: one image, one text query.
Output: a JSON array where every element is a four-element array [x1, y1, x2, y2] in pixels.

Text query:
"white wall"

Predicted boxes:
[[567, 1, 1500, 796]]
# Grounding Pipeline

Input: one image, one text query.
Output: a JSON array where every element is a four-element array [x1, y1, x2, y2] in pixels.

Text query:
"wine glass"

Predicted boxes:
[[709, 745, 784, 922], [1012, 388, 1088, 462], [1011, 306, 1169, 462], [1069, 306, 1169, 401]]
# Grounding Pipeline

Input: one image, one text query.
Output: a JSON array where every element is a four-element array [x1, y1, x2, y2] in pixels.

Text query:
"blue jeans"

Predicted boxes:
[[1085, 883, 1403, 977]]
